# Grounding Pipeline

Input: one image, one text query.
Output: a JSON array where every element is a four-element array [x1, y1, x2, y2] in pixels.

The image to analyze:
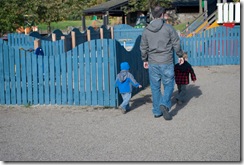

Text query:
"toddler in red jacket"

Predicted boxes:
[[174, 53, 197, 105]]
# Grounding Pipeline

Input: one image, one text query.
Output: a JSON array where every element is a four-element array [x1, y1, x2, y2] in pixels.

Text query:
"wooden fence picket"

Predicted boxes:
[[0, 25, 240, 106]]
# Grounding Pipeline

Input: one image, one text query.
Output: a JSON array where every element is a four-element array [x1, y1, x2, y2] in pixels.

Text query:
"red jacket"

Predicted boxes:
[[174, 61, 196, 85]]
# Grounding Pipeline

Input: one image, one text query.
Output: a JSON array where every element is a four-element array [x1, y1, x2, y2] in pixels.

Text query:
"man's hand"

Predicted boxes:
[[178, 58, 184, 65], [143, 62, 149, 69]]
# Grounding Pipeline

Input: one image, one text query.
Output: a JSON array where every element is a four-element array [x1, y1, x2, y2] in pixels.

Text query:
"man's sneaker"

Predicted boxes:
[[154, 114, 163, 118], [160, 105, 172, 120]]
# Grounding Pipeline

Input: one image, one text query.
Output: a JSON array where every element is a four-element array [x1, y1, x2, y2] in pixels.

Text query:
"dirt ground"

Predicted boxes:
[[0, 65, 241, 162]]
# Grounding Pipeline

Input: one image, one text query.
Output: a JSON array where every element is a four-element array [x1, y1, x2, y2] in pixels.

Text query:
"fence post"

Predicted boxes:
[[72, 31, 76, 48], [111, 27, 114, 39], [61, 36, 67, 52], [100, 28, 104, 39], [204, 0, 208, 20], [52, 33, 56, 41], [87, 29, 91, 41], [34, 39, 41, 49]]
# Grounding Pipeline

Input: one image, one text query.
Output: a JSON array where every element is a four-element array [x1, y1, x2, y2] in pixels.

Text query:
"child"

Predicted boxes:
[[174, 53, 196, 105], [115, 62, 142, 114]]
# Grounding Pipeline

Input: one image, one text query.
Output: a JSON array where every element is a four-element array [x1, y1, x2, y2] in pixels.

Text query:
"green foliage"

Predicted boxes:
[[0, 0, 97, 35], [123, 0, 172, 14], [37, 20, 102, 31], [37, 20, 82, 30], [0, 0, 27, 35]]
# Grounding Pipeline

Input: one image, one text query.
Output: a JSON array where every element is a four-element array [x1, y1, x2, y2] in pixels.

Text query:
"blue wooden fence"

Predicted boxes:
[[178, 25, 240, 66], [29, 25, 111, 51], [0, 25, 240, 106], [0, 39, 122, 106]]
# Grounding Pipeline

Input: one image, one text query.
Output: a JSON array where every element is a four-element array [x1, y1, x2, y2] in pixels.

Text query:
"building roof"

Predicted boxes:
[[172, 0, 199, 7], [83, 0, 224, 16], [83, 0, 128, 16]]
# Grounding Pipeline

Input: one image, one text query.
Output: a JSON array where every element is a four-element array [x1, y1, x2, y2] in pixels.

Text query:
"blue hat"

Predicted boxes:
[[35, 47, 44, 56], [120, 62, 130, 70]]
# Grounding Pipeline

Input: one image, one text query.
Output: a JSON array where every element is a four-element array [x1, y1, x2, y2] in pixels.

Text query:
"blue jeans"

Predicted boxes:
[[148, 63, 175, 116], [120, 93, 131, 111]]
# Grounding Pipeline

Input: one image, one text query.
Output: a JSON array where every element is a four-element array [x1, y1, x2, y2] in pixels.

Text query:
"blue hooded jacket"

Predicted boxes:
[[115, 62, 140, 94]]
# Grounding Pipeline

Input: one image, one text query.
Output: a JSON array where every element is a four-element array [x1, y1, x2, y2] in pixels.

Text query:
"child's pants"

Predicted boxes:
[[120, 93, 131, 111], [176, 84, 186, 102]]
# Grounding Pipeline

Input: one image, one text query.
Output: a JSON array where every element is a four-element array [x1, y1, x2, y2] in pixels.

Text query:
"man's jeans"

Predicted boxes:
[[149, 63, 175, 116], [120, 93, 131, 110]]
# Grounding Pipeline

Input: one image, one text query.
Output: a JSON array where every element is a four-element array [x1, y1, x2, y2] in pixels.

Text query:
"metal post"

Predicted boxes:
[[82, 15, 86, 32]]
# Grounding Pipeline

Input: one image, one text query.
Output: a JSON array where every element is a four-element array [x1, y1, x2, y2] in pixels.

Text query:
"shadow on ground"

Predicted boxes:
[[170, 85, 202, 116], [130, 94, 152, 111]]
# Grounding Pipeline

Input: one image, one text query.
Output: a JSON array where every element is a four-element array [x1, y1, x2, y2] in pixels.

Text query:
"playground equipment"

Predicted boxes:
[[181, 1, 240, 37], [16, 15, 38, 34]]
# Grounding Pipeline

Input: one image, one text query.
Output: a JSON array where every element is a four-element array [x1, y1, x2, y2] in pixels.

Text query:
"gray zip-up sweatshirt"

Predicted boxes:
[[140, 18, 183, 64]]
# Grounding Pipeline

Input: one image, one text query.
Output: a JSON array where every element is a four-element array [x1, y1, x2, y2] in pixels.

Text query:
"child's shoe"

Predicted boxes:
[[176, 99, 183, 105], [119, 107, 127, 114]]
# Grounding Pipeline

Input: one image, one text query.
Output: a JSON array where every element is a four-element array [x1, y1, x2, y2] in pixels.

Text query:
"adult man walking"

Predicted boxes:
[[140, 6, 184, 120]]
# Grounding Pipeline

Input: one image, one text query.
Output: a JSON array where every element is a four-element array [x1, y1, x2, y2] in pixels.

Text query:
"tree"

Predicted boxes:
[[123, 0, 172, 14], [0, 0, 31, 36]]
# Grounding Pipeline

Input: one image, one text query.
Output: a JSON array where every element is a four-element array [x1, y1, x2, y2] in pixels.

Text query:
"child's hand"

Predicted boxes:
[[139, 85, 142, 88], [178, 57, 184, 65], [143, 62, 149, 69]]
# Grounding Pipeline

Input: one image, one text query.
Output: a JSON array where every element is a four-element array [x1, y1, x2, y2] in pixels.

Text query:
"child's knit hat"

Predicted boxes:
[[120, 62, 130, 70]]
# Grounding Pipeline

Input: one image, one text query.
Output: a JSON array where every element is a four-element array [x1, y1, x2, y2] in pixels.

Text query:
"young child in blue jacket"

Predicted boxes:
[[115, 62, 142, 114]]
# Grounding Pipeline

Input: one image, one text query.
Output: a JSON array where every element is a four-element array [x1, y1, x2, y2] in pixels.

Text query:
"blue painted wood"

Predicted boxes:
[[20, 50, 27, 105], [0, 26, 240, 106], [103, 40, 109, 106], [3, 45, 10, 104], [61, 52, 67, 104], [50, 55, 55, 104], [44, 54, 50, 104], [55, 42, 61, 105], [15, 49, 21, 105], [67, 50, 73, 105], [32, 53, 38, 105], [109, 39, 116, 106], [78, 44, 85, 105], [90, 40, 97, 105], [38, 56, 44, 105], [96, 39, 103, 105], [0, 44, 5, 104], [85, 42, 91, 105], [73, 47, 79, 105], [9, 47, 16, 104], [88, 26, 100, 40], [27, 53, 33, 104]]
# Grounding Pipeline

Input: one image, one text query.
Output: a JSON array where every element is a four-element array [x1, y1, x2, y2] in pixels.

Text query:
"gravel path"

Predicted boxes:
[[0, 65, 240, 162]]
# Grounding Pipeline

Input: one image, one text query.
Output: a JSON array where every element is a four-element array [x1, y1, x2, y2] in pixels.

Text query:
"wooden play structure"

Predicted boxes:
[[181, 0, 240, 37]]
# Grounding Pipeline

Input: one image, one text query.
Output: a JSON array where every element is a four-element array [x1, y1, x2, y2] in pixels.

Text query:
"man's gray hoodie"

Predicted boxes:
[[140, 18, 183, 64]]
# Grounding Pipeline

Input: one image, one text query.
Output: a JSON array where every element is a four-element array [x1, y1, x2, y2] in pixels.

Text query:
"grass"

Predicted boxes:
[[38, 20, 83, 31], [37, 20, 186, 32], [174, 22, 187, 31], [37, 20, 103, 31]]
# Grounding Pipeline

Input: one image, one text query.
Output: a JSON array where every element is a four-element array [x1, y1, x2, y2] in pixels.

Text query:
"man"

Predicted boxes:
[[140, 6, 184, 120]]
